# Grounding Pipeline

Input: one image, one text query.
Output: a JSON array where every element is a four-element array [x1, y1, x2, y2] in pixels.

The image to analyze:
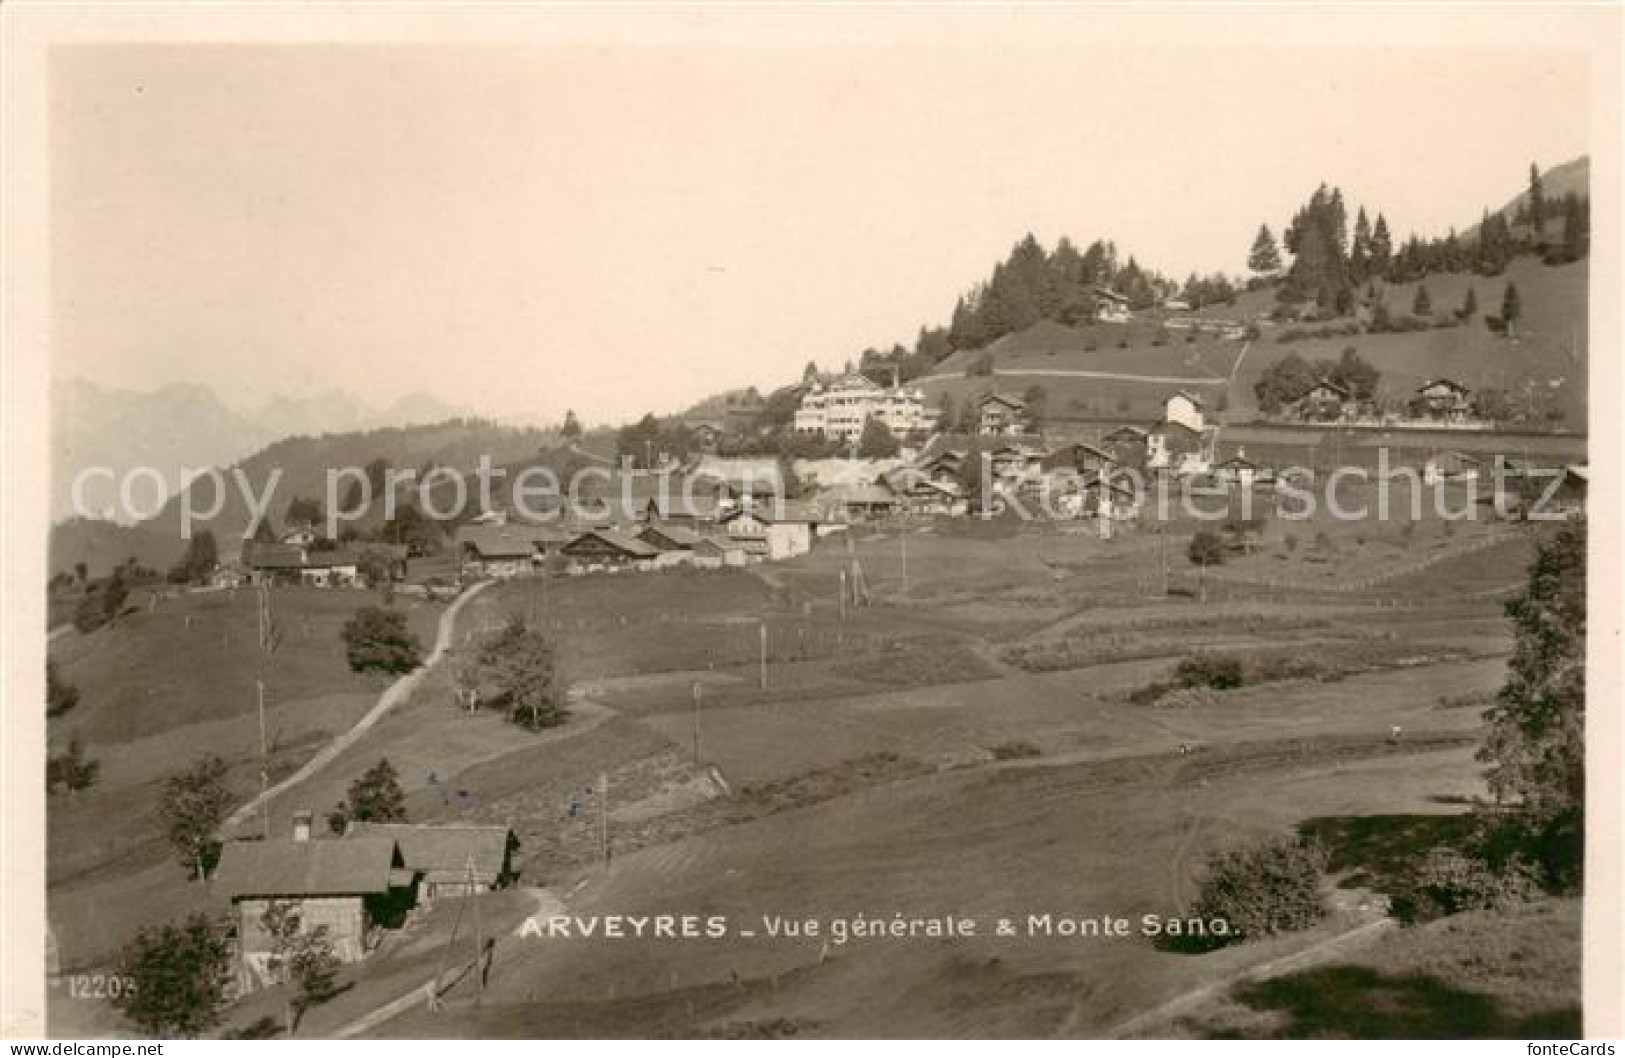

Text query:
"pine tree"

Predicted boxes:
[[1462, 285, 1478, 318], [1247, 224, 1282, 276], [1502, 282, 1522, 337], [1370, 213, 1393, 279], [1349, 208, 1372, 284], [1527, 162, 1547, 240], [1412, 283, 1432, 316]]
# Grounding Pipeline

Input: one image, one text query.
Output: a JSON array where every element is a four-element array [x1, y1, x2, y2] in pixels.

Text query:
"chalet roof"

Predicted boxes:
[[826, 483, 898, 506], [643, 492, 724, 521], [345, 823, 511, 886], [212, 837, 402, 899], [1101, 425, 1149, 441], [1216, 454, 1261, 470], [637, 523, 704, 549], [564, 529, 659, 558], [693, 533, 748, 556], [1299, 379, 1352, 399], [1172, 389, 1206, 408], [977, 392, 1026, 411], [455, 523, 567, 559], [1092, 286, 1130, 304], [1417, 378, 1471, 394], [248, 543, 307, 570], [723, 499, 820, 525], [1042, 442, 1112, 470]]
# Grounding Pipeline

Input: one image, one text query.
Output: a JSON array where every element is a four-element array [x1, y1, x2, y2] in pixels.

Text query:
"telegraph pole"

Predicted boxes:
[[257, 679, 270, 841], [759, 622, 768, 689], [692, 683, 702, 765], [599, 772, 610, 870]]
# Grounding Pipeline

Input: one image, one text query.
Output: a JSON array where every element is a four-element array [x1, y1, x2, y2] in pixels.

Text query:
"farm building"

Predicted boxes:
[[561, 529, 660, 570], [636, 522, 704, 553], [211, 829, 413, 993], [455, 524, 569, 578], [691, 534, 750, 568], [344, 823, 517, 904], [246, 544, 364, 588]]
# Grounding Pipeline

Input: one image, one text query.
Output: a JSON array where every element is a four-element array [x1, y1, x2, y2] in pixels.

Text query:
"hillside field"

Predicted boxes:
[[918, 256, 1586, 431]]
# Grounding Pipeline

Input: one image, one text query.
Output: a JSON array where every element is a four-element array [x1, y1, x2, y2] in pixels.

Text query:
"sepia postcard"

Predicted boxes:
[[3, 2, 1622, 1043]]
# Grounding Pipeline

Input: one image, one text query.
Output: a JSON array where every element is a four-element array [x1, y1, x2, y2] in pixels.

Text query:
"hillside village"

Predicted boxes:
[[41, 157, 1592, 1041]]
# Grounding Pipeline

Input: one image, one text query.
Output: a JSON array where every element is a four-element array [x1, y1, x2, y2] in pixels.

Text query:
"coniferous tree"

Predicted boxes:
[[1247, 224, 1282, 276], [1462, 285, 1479, 318], [1527, 162, 1547, 239], [1370, 213, 1393, 279], [1502, 282, 1522, 337], [1348, 208, 1372, 284], [1412, 284, 1432, 316]]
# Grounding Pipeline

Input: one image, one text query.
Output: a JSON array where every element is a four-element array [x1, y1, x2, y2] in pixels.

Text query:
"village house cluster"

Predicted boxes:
[[217, 380, 1586, 593]]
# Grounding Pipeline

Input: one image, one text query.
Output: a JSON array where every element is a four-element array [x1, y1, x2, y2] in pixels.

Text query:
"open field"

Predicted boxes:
[[48, 513, 1577, 1038]]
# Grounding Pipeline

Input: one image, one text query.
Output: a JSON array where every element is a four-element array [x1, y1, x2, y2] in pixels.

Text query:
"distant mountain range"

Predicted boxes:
[[50, 378, 481, 522]]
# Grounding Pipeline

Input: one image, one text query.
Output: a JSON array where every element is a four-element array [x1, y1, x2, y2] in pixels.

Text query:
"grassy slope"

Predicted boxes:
[[917, 256, 1585, 430], [45, 587, 444, 968], [1156, 899, 1581, 1038]]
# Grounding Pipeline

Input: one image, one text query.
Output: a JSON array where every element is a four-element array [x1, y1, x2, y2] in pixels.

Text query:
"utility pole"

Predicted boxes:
[[257, 679, 269, 841], [1158, 526, 1168, 596], [692, 682, 702, 765], [759, 622, 768, 689], [469, 855, 485, 998], [599, 772, 610, 870], [899, 512, 908, 592]]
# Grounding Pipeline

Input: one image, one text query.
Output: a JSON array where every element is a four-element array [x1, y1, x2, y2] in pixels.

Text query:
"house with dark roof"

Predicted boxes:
[[1214, 449, 1262, 488], [1099, 425, 1150, 468], [1146, 419, 1208, 475], [345, 822, 517, 903], [246, 543, 365, 588], [211, 826, 413, 991], [1291, 380, 1354, 423], [1042, 442, 1113, 475], [1412, 378, 1473, 423], [976, 393, 1028, 436], [637, 522, 704, 552], [561, 528, 660, 571], [454, 523, 571, 578]]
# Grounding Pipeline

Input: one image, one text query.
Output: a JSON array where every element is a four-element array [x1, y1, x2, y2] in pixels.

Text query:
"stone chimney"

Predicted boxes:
[[292, 810, 313, 842]]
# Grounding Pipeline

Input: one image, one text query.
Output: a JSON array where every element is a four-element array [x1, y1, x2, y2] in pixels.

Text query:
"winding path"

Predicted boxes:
[[225, 580, 494, 828]]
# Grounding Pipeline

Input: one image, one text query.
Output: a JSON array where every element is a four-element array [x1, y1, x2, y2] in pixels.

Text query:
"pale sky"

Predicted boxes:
[[49, 19, 1592, 425]]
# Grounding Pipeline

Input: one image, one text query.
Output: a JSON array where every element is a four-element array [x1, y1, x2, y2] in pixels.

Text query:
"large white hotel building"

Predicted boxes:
[[793, 373, 932, 441]]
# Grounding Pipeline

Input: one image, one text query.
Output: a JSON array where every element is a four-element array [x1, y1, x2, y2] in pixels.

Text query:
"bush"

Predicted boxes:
[[988, 740, 1042, 760], [1388, 847, 1539, 924], [341, 606, 423, 674], [1176, 654, 1244, 691], [1188, 835, 1328, 946]]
